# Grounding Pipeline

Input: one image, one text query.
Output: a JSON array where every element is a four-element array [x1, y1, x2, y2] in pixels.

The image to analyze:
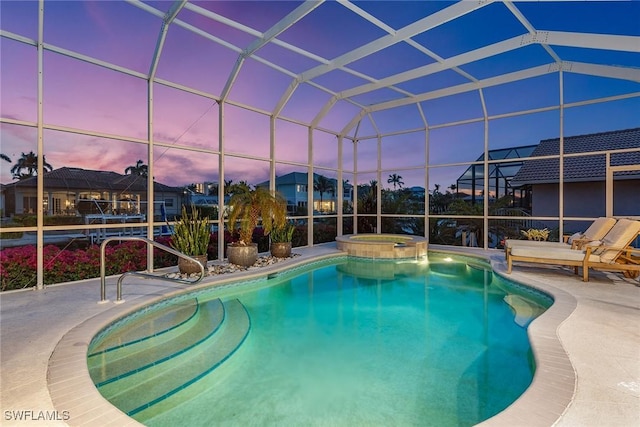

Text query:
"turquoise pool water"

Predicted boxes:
[[88, 254, 551, 426]]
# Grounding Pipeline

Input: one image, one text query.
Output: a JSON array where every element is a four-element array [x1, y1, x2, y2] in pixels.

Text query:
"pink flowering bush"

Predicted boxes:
[[0, 245, 37, 290], [0, 231, 242, 291], [0, 242, 169, 291]]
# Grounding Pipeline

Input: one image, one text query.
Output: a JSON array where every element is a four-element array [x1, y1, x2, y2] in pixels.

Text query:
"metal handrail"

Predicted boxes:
[[100, 236, 205, 304]]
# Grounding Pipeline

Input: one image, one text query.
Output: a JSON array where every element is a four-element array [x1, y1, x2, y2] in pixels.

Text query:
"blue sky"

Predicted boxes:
[[1, 0, 639, 189]]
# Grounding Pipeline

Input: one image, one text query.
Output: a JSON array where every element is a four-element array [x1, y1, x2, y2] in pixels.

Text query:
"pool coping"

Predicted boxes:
[[26, 244, 614, 426], [47, 251, 347, 426]]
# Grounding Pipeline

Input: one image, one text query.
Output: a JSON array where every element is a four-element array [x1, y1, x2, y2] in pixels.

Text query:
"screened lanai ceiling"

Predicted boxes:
[[3, 0, 638, 140]]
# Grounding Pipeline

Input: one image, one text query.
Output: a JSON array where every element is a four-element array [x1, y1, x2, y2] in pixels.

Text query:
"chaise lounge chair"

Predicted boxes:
[[506, 218, 640, 282], [505, 217, 617, 253]]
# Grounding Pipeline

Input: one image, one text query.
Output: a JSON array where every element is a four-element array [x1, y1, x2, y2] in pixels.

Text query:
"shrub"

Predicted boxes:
[[0, 228, 266, 291], [290, 225, 311, 247], [314, 223, 337, 244], [12, 215, 83, 227], [0, 231, 23, 239], [252, 228, 270, 252], [1, 241, 175, 291], [521, 228, 550, 241]]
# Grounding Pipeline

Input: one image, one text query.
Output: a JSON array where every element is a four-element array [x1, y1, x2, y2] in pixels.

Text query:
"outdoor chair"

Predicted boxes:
[[504, 217, 617, 255], [506, 218, 640, 282]]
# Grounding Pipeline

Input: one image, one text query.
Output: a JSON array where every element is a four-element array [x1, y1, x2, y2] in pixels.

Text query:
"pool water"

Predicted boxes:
[[88, 254, 551, 426]]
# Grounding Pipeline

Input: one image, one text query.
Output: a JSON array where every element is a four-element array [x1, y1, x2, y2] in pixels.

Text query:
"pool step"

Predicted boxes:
[[89, 298, 200, 356], [89, 298, 224, 385], [95, 299, 251, 416]]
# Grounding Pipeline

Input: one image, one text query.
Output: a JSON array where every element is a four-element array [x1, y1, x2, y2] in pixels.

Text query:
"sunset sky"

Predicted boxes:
[[1, 0, 639, 189]]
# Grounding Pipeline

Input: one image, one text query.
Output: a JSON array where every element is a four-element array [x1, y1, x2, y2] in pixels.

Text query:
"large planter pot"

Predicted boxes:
[[227, 243, 258, 267], [270, 242, 292, 258], [178, 255, 208, 275]]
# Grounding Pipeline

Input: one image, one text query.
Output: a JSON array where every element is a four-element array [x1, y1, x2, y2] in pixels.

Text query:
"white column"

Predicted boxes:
[[36, 0, 45, 289]]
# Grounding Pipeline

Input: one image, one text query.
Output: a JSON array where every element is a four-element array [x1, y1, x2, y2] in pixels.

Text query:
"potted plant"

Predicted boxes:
[[521, 228, 550, 241], [226, 186, 286, 267], [170, 205, 211, 274], [270, 222, 295, 258]]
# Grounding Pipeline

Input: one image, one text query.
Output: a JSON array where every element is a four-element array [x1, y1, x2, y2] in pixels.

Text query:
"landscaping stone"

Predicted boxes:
[[165, 253, 301, 280]]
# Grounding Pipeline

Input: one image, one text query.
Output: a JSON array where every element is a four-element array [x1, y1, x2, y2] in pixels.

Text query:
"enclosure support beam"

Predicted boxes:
[[300, 1, 493, 83], [36, 0, 45, 290], [218, 103, 226, 261], [559, 71, 565, 239], [307, 127, 314, 247], [337, 135, 344, 236]]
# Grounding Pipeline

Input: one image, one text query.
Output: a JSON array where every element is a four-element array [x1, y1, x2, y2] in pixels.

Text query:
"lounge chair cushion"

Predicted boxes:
[[510, 246, 601, 263], [506, 217, 617, 250], [595, 218, 640, 263], [583, 217, 617, 240], [567, 232, 583, 244], [505, 239, 569, 249]]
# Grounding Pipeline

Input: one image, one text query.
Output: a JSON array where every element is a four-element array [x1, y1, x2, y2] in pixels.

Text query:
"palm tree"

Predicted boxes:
[[387, 173, 404, 190], [357, 180, 378, 215], [227, 186, 286, 246], [313, 175, 335, 213], [124, 159, 148, 177], [1, 154, 10, 163], [340, 179, 353, 213], [11, 151, 53, 180], [228, 180, 251, 196]]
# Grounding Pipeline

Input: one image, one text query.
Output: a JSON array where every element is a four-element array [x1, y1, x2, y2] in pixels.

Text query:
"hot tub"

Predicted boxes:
[[335, 234, 428, 259]]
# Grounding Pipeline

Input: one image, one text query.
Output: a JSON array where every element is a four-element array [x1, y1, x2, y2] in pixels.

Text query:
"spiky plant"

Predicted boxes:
[[521, 228, 550, 241], [270, 222, 295, 243], [170, 205, 211, 256], [227, 187, 286, 246]]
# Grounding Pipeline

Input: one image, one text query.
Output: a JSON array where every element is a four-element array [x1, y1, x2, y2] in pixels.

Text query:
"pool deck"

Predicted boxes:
[[1, 243, 638, 426]]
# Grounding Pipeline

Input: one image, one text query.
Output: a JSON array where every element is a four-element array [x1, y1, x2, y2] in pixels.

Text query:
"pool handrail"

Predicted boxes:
[[100, 236, 205, 304]]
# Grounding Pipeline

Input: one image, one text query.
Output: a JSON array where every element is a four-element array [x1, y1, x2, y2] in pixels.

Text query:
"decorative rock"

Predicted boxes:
[[164, 253, 301, 281]]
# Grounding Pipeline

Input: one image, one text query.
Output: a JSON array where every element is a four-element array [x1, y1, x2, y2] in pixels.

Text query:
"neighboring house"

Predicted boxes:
[[186, 191, 220, 208], [511, 127, 640, 221], [2, 167, 185, 218], [456, 144, 538, 209], [408, 186, 425, 199], [0, 184, 5, 217], [257, 172, 353, 215]]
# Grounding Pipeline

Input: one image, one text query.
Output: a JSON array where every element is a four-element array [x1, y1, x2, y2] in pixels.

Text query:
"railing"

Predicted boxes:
[[493, 208, 549, 231], [100, 236, 205, 304]]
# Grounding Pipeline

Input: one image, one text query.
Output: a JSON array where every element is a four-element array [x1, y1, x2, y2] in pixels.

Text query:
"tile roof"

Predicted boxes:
[[7, 167, 182, 193], [457, 144, 538, 184], [511, 128, 640, 186], [258, 172, 353, 189]]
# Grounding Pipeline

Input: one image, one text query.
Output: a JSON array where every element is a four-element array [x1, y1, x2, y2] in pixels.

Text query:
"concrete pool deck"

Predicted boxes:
[[1, 243, 638, 426]]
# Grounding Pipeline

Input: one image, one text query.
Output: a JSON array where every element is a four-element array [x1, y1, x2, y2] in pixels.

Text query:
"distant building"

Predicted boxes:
[[456, 145, 538, 209], [257, 172, 353, 215], [2, 167, 185, 218], [193, 181, 218, 196], [185, 192, 220, 208], [0, 184, 5, 217], [408, 186, 425, 198], [511, 127, 640, 220]]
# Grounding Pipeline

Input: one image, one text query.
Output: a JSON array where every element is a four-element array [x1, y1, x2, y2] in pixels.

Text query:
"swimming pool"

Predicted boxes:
[[88, 253, 551, 426]]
